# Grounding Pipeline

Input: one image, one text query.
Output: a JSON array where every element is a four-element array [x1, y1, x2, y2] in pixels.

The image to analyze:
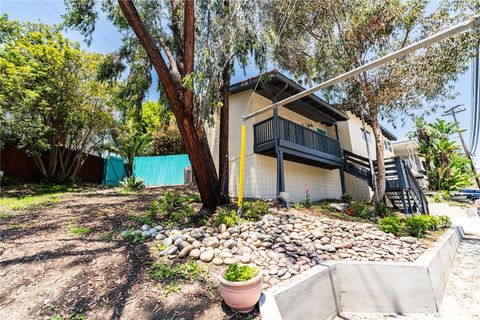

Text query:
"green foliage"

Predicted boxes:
[[0, 194, 60, 212], [438, 215, 452, 229], [224, 263, 259, 282], [404, 215, 442, 238], [120, 176, 145, 191], [149, 261, 208, 295], [148, 192, 195, 226], [350, 202, 371, 219], [122, 229, 145, 244], [374, 202, 392, 218], [410, 118, 475, 191], [341, 192, 352, 203], [0, 16, 114, 181], [68, 224, 91, 236], [303, 186, 312, 208], [213, 207, 239, 228], [433, 193, 444, 203], [241, 200, 269, 221], [379, 216, 404, 235]]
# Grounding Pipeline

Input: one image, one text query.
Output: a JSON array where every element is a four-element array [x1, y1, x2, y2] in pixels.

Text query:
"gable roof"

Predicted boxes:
[[230, 70, 397, 140]]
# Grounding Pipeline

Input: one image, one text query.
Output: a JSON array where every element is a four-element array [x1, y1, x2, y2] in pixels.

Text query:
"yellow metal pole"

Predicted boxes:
[[237, 124, 247, 207]]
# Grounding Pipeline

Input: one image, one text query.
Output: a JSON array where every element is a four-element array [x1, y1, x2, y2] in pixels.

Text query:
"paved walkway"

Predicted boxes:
[[429, 203, 480, 236]]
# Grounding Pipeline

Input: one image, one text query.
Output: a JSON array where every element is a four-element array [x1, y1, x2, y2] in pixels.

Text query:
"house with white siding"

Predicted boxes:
[[207, 71, 428, 213]]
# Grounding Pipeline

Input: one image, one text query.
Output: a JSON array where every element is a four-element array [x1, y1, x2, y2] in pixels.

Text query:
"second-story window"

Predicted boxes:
[[361, 128, 372, 143], [384, 140, 393, 152]]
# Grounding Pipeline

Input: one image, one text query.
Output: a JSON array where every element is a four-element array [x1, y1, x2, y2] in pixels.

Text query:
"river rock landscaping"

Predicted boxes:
[[127, 209, 427, 290]]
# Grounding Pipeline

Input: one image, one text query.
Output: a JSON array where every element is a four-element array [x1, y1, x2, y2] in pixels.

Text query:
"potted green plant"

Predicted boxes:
[[219, 263, 262, 313]]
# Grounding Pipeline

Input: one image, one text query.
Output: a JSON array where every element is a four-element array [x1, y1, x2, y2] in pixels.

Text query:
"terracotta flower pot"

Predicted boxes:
[[219, 271, 262, 313]]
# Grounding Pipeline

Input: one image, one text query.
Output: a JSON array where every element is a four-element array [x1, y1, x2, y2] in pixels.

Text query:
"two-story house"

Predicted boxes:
[[207, 71, 399, 203]]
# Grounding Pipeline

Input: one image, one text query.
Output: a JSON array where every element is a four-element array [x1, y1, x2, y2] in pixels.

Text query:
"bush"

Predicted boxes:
[[148, 191, 195, 226], [341, 192, 352, 203], [120, 176, 145, 191], [213, 207, 239, 228], [405, 215, 431, 238], [374, 202, 392, 217], [350, 202, 371, 219], [241, 200, 269, 221], [224, 263, 259, 282], [437, 215, 452, 229], [433, 193, 444, 203], [379, 216, 404, 235]]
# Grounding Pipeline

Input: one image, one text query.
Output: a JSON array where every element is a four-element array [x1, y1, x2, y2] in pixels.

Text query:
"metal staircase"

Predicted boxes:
[[343, 150, 429, 214]]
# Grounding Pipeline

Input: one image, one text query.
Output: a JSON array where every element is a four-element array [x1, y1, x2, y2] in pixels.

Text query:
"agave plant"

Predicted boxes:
[[120, 176, 145, 191]]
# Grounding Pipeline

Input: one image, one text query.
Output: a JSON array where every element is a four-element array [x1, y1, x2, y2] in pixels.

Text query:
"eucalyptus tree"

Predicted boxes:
[[64, 0, 266, 208], [0, 16, 114, 181], [263, 0, 480, 201]]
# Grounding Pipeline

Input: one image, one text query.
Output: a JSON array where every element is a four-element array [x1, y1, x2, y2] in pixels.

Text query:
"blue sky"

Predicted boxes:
[[1, 0, 477, 159]]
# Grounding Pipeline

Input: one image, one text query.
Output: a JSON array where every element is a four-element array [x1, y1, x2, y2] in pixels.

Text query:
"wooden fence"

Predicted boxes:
[[0, 144, 104, 183]]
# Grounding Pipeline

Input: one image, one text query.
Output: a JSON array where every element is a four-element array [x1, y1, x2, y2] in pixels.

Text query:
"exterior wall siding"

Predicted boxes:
[[344, 172, 373, 201]]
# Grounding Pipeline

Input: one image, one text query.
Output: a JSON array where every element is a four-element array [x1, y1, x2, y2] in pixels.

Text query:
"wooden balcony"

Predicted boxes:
[[253, 116, 344, 169]]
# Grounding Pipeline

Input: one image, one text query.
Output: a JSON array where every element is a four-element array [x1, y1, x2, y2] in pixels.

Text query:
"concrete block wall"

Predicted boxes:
[[260, 227, 464, 319], [229, 154, 342, 202], [344, 172, 373, 201]]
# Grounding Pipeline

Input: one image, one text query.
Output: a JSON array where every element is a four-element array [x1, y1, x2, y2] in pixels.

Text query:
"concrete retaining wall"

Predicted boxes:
[[259, 227, 464, 319]]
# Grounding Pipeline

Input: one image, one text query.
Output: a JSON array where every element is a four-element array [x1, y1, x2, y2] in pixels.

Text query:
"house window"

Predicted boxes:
[[384, 140, 393, 152], [316, 128, 326, 136], [361, 128, 372, 143]]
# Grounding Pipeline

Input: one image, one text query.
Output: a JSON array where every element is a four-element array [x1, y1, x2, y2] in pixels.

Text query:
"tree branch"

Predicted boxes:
[[117, 0, 184, 114]]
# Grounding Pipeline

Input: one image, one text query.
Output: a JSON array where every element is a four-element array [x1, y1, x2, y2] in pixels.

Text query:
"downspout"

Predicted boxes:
[[273, 82, 289, 208]]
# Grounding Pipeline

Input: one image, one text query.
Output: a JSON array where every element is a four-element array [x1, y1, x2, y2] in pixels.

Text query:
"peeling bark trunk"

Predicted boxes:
[[370, 115, 386, 202], [219, 63, 231, 201], [118, 0, 221, 209]]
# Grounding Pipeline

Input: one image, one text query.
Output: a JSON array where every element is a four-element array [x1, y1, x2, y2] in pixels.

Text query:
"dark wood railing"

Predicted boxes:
[[253, 116, 342, 158]]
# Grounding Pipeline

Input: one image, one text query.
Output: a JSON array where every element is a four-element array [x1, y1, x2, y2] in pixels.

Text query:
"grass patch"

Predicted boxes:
[[0, 212, 12, 219], [148, 260, 209, 295], [68, 224, 91, 236], [7, 223, 24, 230], [0, 194, 60, 212]]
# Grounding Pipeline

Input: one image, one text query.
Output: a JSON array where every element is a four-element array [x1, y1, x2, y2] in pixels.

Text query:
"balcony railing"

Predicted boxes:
[[253, 116, 342, 158]]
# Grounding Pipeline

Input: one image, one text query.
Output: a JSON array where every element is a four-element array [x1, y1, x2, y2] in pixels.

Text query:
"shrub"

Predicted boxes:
[[224, 263, 259, 282], [405, 215, 431, 237], [341, 192, 352, 203], [374, 202, 392, 217], [433, 193, 444, 203], [303, 186, 312, 208], [213, 207, 239, 228], [241, 200, 269, 221], [350, 202, 371, 219], [437, 215, 452, 229], [379, 216, 404, 235], [148, 191, 195, 226], [120, 176, 145, 191]]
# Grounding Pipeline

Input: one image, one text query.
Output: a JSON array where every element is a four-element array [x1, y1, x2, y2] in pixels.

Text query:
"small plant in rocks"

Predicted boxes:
[[379, 215, 404, 235], [374, 201, 392, 217], [241, 200, 269, 221], [121, 229, 145, 244], [302, 185, 312, 208], [341, 192, 352, 203], [437, 215, 452, 229], [213, 207, 239, 228], [148, 191, 195, 226], [224, 263, 259, 282], [350, 202, 371, 219], [120, 176, 145, 191]]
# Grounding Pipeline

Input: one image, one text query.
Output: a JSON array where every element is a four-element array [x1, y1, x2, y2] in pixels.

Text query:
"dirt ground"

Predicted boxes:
[[0, 186, 258, 320]]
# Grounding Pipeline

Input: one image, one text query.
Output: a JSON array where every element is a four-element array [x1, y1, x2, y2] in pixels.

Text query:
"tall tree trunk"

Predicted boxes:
[[118, 0, 221, 209], [370, 115, 386, 202], [219, 63, 231, 201]]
